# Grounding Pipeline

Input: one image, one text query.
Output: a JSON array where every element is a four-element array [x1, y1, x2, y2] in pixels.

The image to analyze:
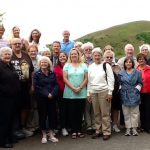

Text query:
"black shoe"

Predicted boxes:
[[91, 133, 102, 139], [103, 135, 111, 141], [3, 143, 13, 148]]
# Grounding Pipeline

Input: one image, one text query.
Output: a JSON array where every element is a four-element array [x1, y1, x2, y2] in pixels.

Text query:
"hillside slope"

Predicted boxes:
[[77, 20, 150, 57]]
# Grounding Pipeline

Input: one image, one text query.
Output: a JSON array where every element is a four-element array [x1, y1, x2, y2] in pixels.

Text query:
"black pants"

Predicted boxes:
[[140, 93, 150, 131], [57, 94, 69, 129], [67, 99, 85, 133], [0, 97, 16, 145], [37, 97, 57, 130]]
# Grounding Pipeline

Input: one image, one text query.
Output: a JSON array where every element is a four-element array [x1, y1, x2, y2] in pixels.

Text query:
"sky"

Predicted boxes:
[[1, 0, 150, 45]]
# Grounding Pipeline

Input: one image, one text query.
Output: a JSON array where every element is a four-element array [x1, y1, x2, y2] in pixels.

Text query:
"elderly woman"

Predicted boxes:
[[34, 56, 59, 143], [139, 44, 150, 65], [103, 50, 121, 133], [103, 45, 118, 63], [87, 48, 114, 140], [119, 57, 142, 136], [0, 47, 20, 148], [136, 53, 150, 133], [63, 48, 88, 139]]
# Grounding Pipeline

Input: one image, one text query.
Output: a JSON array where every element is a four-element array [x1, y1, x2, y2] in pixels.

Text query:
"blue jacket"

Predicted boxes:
[[118, 69, 142, 106], [34, 69, 59, 98]]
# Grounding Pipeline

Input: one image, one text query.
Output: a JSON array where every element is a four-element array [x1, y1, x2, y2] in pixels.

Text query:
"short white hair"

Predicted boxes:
[[81, 42, 94, 50], [124, 44, 134, 52], [0, 47, 13, 58], [139, 44, 150, 52], [92, 47, 102, 55], [38, 56, 52, 69]]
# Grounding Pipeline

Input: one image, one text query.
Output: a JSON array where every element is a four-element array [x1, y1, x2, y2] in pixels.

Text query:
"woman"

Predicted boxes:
[[103, 50, 121, 133], [119, 57, 142, 136], [0, 24, 9, 48], [139, 44, 150, 65], [34, 56, 59, 143], [0, 47, 20, 148], [87, 48, 114, 141], [63, 48, 88, 139], [54, 52, 68, 136], [136, 53, 150, 133], [10, 26, 29, 52], [29, 29, 41, 45]]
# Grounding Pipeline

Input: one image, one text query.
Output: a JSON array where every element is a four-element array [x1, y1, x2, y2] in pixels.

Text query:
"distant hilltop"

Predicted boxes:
[[76, 20, 150, 58]]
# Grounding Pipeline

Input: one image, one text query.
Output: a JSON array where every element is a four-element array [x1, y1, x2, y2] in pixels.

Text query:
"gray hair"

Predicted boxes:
[[124, 44, 134, 52], [0, 47, 13, 58], [81, 42, 94, 50], [139, 44, 150, 52], [92, 47, 102, 55], [38, 56, 52, 69]]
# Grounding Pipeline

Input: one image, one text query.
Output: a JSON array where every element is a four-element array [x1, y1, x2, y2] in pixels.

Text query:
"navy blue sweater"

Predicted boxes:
[[34, 69, 59, 98]]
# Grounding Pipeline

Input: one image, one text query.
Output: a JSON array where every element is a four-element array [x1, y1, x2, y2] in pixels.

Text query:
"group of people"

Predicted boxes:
[[0, 23, 150, 148]]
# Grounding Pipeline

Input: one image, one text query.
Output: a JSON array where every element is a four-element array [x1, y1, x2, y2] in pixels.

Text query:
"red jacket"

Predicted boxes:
[[137, 65, 150, 93], [54, 64, 65, 93]]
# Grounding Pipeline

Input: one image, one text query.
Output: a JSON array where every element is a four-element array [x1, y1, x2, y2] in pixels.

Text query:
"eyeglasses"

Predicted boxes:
[[85, 48, 92, 51], [12, 43, 21, 46], [106, 56, 113, 59]]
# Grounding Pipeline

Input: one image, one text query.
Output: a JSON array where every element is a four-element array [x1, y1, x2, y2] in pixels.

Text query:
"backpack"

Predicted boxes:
[[103, 62, 120, 95]]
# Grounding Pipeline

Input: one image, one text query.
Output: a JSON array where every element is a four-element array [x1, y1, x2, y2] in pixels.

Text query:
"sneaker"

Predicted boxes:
[[22, 129, 34, 137], [62, 128, 69, 136], [113, 124, 120, 133], [48, 136, 59, 142], [132, 128, 138, 136], [125, 128, 131, 136], [41, 137, 47, 144]]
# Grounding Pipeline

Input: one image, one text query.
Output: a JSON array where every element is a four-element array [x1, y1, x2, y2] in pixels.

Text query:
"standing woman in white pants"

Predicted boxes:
[[118, 57, 142, 136]]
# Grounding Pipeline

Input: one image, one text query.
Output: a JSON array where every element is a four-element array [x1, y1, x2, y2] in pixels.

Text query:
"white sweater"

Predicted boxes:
[[87, 63, 114, 96]]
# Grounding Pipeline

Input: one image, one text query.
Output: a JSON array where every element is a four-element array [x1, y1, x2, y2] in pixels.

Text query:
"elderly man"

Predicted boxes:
[[60, 30, 74, 55], [10, 38, 34, 138], [117, 44, 138, 69], [82, 42, 95, 134]]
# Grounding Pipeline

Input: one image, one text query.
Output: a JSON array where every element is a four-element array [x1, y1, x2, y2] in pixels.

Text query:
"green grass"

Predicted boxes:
[[76, 20, 150, 58]]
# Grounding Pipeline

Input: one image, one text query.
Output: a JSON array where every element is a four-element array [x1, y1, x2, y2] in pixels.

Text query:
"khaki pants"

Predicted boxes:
[[84, 99, 95, 129], [91, 90, 111, 135], [122, 105, 139, 128]]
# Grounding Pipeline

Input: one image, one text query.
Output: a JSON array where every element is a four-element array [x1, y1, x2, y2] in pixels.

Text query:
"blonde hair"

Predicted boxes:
[[103, 50, 115, 59], [67, 48, 82, 63]]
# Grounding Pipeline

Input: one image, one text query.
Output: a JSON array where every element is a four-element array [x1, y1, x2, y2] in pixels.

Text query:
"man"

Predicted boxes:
[[51, 41, 61, 67], [60, 30, 74, 55], [11, 38, 34, 138], [82, 42, 95, 134], [117, 44, 138, 69]]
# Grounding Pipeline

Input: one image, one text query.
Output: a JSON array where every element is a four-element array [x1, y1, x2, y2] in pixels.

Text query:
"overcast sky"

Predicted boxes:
[[1, 0, 150, 45]]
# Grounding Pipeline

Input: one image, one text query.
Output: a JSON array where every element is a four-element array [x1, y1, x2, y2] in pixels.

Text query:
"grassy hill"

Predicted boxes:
[[76, 20, 150, 58]]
